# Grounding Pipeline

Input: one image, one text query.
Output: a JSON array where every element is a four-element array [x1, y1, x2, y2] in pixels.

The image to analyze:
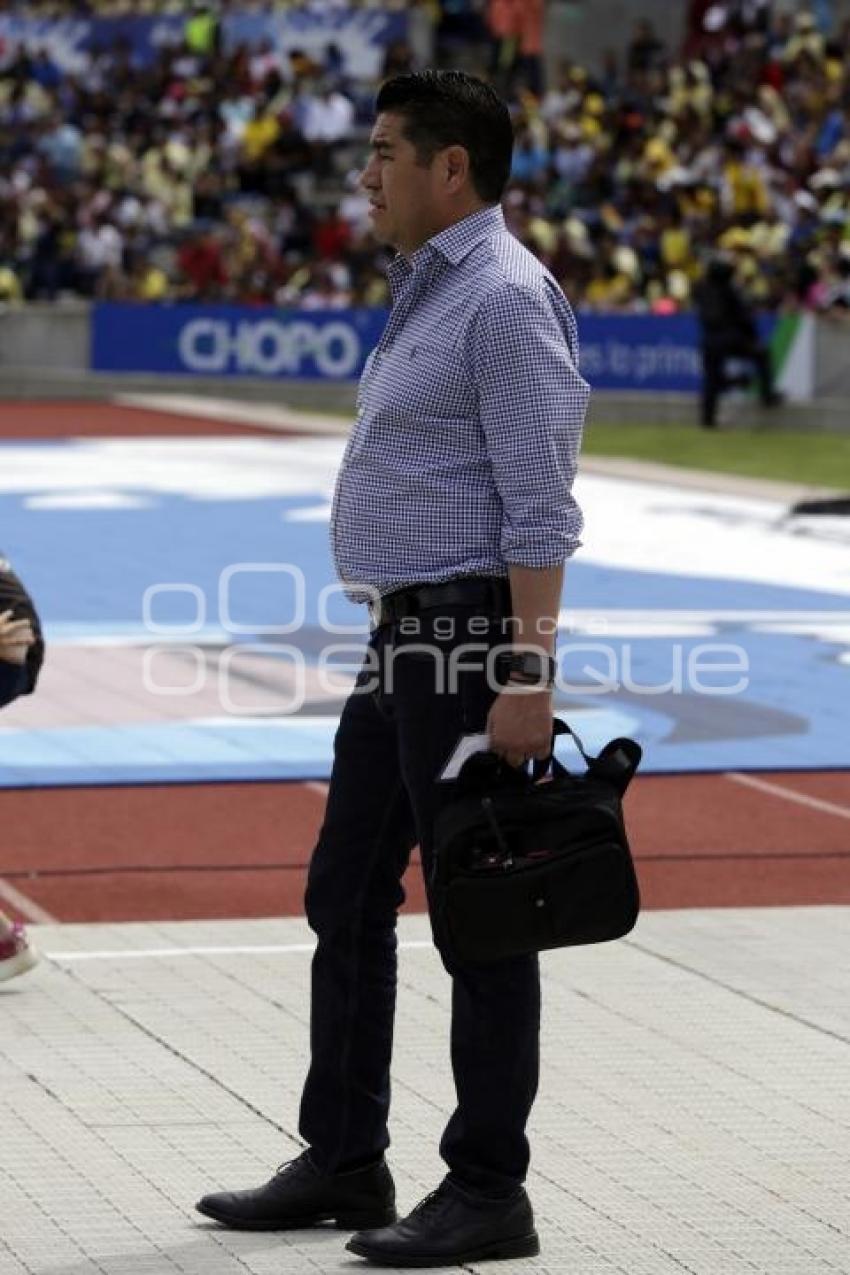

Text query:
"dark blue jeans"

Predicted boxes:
[[298, 606, 541, 1197]]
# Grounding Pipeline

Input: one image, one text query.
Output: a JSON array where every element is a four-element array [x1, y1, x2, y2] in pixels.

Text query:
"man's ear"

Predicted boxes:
[[442, 144, 471, 194]]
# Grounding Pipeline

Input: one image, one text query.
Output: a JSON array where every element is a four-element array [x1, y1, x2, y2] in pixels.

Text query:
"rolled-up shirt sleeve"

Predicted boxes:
[[469, 280, 589, 567]]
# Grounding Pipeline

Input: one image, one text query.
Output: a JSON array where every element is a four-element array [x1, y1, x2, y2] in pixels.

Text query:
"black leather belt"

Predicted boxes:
[[369, 576, 512, 629]]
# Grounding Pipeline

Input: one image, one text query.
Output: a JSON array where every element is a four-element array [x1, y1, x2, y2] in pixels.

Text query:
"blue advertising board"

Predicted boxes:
[[92, 305, 708, 387], [92, 304, 388, 381], [576, 312, 788, 392], [93, 305, 796, 392], [0, 15, 184, 71], [0, 10, 406, 77], [577, 313, 704, 392], [222, 10, 408, 79]]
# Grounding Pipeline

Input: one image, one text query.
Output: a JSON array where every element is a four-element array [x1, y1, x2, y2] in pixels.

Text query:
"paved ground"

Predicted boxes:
[[2, 908, 849, 1275]]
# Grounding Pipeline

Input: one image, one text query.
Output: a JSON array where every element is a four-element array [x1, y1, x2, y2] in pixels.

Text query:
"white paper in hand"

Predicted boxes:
[[439, 733, 492, 781]]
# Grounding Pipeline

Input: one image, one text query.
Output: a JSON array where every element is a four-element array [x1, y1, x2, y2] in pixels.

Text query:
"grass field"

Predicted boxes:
[[584, 421, 850, 489]]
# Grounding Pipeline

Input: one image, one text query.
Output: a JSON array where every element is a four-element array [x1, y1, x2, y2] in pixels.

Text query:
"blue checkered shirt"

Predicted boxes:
[[330, 204, 589, 598]]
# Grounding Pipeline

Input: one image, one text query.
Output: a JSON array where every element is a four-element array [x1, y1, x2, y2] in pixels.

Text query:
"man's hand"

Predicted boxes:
[[486, 686, 553, 769], [0, 609, 34, 667]]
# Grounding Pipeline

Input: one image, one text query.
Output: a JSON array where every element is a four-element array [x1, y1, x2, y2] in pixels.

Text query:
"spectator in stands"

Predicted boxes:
[[0, 263, 23, 303], [36, 110, 83, 181], [185, 1, 220, 58], [513, 0, 544, 95], [28, 46, 61, 92], [249, 37, 284, 92], [298, 78, 355, 176], [338, 167, 373, 237], [177, 224, 227, 299], [626, 18, 667, 75], [510, 124, 548, 185], [288, 48, 322, 87], [27, 205, 75, 300], [76, 211, 124, 296], [312, 204, 352, 262], [382, 38, 414, 81], [125, 251, 169, 302], [241, 99, 282, 168], [483, 0, 543, 95], [298, 261, 352, 310], [1, 0, 850, 317]]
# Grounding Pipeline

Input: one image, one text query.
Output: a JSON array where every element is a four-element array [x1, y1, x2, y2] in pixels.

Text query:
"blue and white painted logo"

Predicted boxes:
[[1, 435, 848, 785]]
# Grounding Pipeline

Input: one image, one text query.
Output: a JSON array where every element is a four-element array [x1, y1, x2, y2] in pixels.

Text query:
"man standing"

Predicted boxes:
[[694, 255, 782, 428], [197, 71, 589, 1266]]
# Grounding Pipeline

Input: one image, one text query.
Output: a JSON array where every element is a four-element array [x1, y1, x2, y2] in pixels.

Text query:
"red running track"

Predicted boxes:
[[0, 771, 847, 925], [0, 401, 284, 438]]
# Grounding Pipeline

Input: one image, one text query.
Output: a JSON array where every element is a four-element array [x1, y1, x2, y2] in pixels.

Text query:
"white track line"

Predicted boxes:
[[306, 781, 329, 798], [0, 878, 58, 924], [114, 394, 350, 436], [45, 940, 434, 963], [558, 608, 850, 626], [725, 772, 850, 821]]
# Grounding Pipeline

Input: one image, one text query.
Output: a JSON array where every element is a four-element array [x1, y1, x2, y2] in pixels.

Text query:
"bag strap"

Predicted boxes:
[[531, 717, 591, 780], [532, 718, 642, 795]]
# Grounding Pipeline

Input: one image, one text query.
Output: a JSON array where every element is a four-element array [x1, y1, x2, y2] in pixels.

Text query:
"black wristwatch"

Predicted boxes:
[[497, 651, 556, 688]]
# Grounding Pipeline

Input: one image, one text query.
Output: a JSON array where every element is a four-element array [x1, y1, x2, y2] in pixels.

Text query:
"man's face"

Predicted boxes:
[[360, 112, 443, 255]]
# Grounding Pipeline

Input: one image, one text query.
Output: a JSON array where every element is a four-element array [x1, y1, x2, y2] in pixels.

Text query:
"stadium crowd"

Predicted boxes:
[[1, 1, 850, 315]]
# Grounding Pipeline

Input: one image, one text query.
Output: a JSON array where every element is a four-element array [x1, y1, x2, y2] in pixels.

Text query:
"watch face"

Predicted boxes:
[[496, 652, 554, 684], [502, 653, 555, 685]]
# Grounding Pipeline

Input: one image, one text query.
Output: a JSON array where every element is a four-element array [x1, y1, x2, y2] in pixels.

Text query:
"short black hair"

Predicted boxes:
[[375, 70, 513, 204]]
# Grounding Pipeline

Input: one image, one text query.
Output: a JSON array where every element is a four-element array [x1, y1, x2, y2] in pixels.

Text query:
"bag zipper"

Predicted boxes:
[[480, 796, 513, 868]]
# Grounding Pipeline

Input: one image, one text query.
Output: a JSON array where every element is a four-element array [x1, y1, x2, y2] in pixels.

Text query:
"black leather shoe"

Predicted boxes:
[[196, 1151, 396, 1231], [346, 1176, 539, 1267]]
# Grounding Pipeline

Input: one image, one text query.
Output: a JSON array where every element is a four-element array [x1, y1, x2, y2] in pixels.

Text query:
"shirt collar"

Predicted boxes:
[[386, 252, 414, 301], [426, 204, 505, 266], [390, 204, 504, 276], [385, 205, 504, 300]]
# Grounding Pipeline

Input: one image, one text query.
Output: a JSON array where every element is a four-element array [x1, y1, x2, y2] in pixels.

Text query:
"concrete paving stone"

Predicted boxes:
[[0, 1259, 35, 1275], [1, 908, 847, 1275]]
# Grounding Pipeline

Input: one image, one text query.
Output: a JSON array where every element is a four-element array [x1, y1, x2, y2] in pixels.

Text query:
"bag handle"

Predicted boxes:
[[532, 718, 642, 795], [451, 718, 642, 795], [531, 718, 590, 780]]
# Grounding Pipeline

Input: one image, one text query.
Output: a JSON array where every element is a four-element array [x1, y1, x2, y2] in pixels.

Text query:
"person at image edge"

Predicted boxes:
[[0, 556, 43, 984]]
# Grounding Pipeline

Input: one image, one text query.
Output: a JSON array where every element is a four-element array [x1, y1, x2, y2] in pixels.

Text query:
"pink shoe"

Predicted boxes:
[[0, 922, 39, 983]]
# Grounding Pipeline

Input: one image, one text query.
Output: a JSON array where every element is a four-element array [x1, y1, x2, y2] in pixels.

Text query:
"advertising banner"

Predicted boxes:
[[0, 15, 184, 71], [577, 313, 703, 392], [92, 305, 814, 398], [222, 10, 408, 79], [577, 312, 814, 400], [767, 313, 815, 401], [92, 304, 388, 381], [0, 10, 404, 76]]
